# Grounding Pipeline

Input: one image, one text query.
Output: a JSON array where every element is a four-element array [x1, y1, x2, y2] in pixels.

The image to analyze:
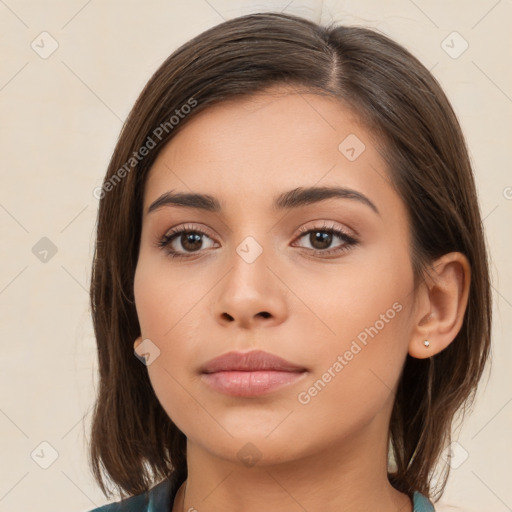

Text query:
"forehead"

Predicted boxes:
[[143, 87, 394, 215]]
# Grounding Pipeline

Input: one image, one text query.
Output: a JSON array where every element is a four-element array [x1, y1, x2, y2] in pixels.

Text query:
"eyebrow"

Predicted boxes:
[[147, 186, 380, 216]]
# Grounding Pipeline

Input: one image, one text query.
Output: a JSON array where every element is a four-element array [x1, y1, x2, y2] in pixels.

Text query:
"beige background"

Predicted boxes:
[[0, 1, 511, 511]]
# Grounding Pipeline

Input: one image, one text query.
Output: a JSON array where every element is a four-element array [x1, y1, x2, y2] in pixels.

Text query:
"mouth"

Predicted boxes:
[[199, 349, 308, 397]]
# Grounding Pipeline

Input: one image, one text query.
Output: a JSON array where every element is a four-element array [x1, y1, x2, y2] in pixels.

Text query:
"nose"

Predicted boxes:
[[212, 240, 288, 330]]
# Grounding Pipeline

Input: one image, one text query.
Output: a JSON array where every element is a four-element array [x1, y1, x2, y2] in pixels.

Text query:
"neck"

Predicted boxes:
[[174, 417, 412, 512]]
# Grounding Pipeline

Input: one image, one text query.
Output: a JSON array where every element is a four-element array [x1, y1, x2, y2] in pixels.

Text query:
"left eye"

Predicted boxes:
[[293, 225, 357, 254]]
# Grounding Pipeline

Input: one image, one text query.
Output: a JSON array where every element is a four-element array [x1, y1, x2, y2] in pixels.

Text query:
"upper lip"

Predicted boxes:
[[200, 350, 307, 374]]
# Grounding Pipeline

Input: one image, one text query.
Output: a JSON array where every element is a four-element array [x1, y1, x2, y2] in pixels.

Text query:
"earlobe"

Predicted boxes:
[[408, 337, 434, 359], [408, 252, 471, 359]]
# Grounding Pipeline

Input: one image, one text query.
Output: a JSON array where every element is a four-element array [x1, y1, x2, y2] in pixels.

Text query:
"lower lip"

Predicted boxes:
[[201, 370, 307, 397]]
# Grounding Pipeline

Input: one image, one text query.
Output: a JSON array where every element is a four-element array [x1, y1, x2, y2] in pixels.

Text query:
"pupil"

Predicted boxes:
[[311, 231, 331, 249], [182, 232, 202, 251]]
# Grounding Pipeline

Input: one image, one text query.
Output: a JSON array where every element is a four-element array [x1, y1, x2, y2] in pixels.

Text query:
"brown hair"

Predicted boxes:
[[88, 11, 492, 502]]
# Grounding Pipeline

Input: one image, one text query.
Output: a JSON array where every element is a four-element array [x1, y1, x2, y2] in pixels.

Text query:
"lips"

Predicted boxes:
[[199, 350, 308, 397], [199, 349, 307, 374]]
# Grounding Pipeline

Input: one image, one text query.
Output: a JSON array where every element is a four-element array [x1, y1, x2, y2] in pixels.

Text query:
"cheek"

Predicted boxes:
[[296, 244, 413, 351], [292, 294, 410, 443], [134, 256, 213, 431], [134, 252, 213, 341], [294, 248, 413, 414]]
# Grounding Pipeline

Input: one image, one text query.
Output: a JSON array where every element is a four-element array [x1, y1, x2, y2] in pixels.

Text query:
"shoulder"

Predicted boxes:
[[413, 491, 436, 512], [86, 478, 175, 512]]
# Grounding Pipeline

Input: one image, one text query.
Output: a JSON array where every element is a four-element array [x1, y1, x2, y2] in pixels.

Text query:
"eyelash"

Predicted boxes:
[[156, 222, 358, 260]]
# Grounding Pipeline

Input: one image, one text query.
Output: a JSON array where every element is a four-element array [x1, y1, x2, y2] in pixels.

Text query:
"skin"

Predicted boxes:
[[133, 85, 470, 512]]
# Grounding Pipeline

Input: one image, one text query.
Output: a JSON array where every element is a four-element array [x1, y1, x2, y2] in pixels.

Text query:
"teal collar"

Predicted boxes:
[[413, 490, 436, 511]]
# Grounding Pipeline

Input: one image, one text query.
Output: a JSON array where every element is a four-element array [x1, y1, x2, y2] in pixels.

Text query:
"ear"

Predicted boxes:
[[408, 252, 471, 359], [133, 336, 143, 351]]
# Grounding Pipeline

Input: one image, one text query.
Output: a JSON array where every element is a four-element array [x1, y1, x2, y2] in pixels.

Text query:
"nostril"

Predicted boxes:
[[257, 311, 271, 318]]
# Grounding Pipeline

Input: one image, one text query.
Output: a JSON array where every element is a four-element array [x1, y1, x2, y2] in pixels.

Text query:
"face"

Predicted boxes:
[[133, 85, 418, 467]]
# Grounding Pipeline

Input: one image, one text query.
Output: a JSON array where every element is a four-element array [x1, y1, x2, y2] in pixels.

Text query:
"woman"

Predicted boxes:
[[86, 11, 491, 512]]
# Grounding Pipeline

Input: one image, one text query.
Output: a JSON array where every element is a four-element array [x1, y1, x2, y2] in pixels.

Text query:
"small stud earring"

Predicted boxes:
[[423, 340, 430, 348]]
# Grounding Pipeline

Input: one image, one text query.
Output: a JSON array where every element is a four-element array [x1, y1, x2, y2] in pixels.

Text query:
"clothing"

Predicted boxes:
[[88, 477, 436, 511]]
